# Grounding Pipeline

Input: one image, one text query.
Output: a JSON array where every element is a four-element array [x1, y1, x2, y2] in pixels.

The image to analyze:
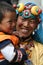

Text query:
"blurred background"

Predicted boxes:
[[0, 0, 43, 11], [11, 0, 43, 11]]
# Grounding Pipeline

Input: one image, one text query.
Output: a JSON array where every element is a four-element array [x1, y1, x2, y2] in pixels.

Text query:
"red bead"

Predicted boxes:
[[24, 6, 27, 9], [38, 9, 42, 14], [39, 19, 41, 23], [13, 4, 17, 8]]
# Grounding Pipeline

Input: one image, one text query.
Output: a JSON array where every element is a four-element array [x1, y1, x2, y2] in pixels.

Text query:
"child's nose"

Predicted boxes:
[[12, 22, 16, 27]]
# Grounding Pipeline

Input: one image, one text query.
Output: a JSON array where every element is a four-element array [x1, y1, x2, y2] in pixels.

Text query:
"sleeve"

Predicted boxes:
[[1, 43, 16, 62], [1, 40, 27, 62]]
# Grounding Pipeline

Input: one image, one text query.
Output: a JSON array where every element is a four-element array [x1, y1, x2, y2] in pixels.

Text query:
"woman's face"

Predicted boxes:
[[0, 11, 16, 34], [16, 16, 38, 37]]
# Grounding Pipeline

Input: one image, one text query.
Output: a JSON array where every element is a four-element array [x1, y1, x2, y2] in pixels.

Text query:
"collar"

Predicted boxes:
[[0, 32, 4, 35]]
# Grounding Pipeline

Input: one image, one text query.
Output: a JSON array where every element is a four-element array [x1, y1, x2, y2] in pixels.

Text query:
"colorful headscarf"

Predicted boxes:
[[13, 3, 43, 43], [13, 2, 42, 23]]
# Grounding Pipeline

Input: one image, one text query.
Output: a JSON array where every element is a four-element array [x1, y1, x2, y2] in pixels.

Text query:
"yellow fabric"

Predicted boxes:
[[30, 41, 43, 65], [22, 41, 43, 65]]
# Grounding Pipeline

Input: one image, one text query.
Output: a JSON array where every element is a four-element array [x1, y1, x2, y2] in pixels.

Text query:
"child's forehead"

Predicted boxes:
[[4, 11, 16, 18], [2, 12, 16, 22]]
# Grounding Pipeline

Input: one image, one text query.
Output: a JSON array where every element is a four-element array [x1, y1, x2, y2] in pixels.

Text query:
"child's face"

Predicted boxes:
[[0, 12, 16, 34], [16, 16, 38, 37]]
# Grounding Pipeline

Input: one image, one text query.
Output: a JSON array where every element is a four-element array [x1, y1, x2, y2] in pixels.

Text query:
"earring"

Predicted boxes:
[[32, 31, 35, 35]]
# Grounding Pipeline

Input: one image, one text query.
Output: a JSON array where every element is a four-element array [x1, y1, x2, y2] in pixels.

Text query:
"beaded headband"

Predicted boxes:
[[13, 2, 42, 22]]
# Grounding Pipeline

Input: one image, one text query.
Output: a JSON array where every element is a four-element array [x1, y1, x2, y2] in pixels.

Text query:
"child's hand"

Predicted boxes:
[[20, 44, 25, 49], [19, 44, 29, 50]]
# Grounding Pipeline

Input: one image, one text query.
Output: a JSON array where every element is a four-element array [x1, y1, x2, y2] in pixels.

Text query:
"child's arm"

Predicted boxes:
[[0, 40, 27, 62]]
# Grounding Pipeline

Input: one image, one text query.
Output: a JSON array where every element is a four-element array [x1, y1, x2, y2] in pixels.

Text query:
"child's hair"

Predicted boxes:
[[0, 0, 12, 5], [0, 1, 16, 23]]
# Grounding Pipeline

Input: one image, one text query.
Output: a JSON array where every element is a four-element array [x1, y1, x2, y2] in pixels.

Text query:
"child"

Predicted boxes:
[[0, 1, 27, 65], [13, 2, 43, 65]]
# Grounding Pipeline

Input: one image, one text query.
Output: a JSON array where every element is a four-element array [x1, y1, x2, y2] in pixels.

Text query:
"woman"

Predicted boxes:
[[13, 2, 43, 65]]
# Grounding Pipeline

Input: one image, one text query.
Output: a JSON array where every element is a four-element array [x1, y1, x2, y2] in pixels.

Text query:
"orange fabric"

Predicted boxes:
[[0, 32, 19, 59], [0, 53, 4, 59], [0, 32, 19, 45]]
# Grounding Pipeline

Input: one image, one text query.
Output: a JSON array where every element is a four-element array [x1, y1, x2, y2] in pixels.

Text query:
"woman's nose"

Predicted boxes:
[[19, 22, 23, 27], [23, 21, 28, 27]]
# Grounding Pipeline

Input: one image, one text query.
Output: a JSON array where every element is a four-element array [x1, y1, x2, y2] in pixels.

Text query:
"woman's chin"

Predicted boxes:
[[19, 33, 30, 38]]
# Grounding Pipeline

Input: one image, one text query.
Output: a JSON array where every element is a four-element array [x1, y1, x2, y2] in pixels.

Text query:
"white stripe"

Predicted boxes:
[[1, 43, 16, 62]]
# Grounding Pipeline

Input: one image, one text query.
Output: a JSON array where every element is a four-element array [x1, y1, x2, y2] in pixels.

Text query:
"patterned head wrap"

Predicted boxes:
[[13, 2, 42, 23]]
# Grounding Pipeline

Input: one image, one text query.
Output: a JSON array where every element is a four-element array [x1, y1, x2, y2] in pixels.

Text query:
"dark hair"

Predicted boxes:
[[0, 0, 12, 5], [0, 1, 16, 23]]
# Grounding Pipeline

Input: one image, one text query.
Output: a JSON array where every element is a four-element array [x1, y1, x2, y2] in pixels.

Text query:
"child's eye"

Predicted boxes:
[[8, 20, 12, 23], [14, 19, 17, 21], [8, 19, 16, 23], [8, 20, 12, 24]]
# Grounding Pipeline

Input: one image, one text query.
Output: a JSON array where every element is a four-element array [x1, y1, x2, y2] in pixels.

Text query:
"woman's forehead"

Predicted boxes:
[[18, 16, 35, 21]]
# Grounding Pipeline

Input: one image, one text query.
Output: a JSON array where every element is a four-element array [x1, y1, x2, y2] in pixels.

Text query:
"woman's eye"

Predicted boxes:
[[30, 20, 33, 22], [30, 20, 35, 23], [22, 19, 24, 21], [22, 19, 25, 22]]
